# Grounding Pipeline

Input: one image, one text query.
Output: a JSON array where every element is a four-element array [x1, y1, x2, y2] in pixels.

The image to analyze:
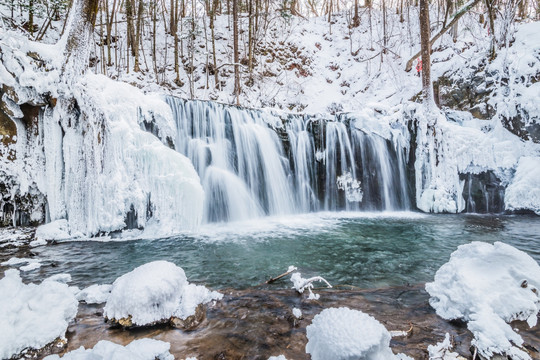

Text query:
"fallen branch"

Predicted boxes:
[[266, 267, 297, 284], [405, 0, 481, 72]]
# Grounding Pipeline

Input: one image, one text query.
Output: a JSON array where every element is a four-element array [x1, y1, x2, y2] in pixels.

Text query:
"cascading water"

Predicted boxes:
[[167, 97, 413, 223]]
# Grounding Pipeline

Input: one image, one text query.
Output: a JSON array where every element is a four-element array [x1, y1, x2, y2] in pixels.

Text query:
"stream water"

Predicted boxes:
[[21, 212, 540, 290]]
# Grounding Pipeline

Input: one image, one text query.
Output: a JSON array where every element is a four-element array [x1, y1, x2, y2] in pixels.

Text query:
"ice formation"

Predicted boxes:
[[103, 261, 222, 326], [43, 338, 174, 360], [0, 269, 78, 359], [0, 30, 204, 238], [268, 356, 288, 360], [292, 307, 302, 318], [427, 333, 461, 360], [305, 307, 408, 360], [426, 242, 540, 359], [505, 157, 540, 214], [290, 271, 332, 300], [76, 284, 112, 304]]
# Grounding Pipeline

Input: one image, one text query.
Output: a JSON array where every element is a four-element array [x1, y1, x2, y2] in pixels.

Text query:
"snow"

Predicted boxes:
[[43, 338, 174, 360], [103, 261, 222, 326], [292, 308, 302, 318], [35, 219, 72, 243], [426, 242, 540, 359], [427, 333, 460, 360], [305, 307, 404, 360], [76, 284, 112, 304], [0, 269, 78, 359], [2, 257, 42, 271], [505, 157, 540, 214], [268, 356, 288, 360]]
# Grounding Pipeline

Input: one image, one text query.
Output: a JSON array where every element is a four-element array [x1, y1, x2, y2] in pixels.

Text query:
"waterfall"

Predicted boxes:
[[167, 97, 413, 223]]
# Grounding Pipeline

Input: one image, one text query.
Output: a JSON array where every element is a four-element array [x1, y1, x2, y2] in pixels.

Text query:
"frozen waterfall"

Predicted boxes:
[[167, 97, 413, 223]]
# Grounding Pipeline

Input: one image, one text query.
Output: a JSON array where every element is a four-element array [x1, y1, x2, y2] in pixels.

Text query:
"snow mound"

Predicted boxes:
[[103, 261, 222, 326], [505, 157, 540, 215], [0, 269, 78, 359], [43, 338, 173, 360], [76, 284, 112, 304], [35, 219, 72, 243], [426, 242, 540, 359], [305, 307, 403, 360], [268, 356, 288, 360]]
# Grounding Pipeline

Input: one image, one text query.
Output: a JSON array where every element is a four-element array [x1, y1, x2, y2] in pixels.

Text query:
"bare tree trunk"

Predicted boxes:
[[405, 0, 481, 71], [133, 0, 144, 72], [419, 0, 435, 112], [485, 0, 496, 59], [210, 0, 220, 89], [64, 0, 100, 76], [353, 0, 360, 26], [233, 0, 240, 104]]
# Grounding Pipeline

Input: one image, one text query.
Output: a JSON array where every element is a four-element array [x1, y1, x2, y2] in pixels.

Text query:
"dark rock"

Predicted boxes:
[[460, 171, 505, 213]]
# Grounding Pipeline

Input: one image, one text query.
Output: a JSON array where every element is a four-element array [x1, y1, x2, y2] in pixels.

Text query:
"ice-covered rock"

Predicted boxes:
[[76, 284, 112, 304], [305, 307, 404, 360], [0, 269, 78, 359], [426, 242, 540, 359], [505, 157, 540, 215], [103, 261, 222, 327], [43, 338, 174, 360]]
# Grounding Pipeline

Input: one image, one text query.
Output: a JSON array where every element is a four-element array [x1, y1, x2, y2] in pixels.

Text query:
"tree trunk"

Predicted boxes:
[[133, 0, 144, 72], [419, 0, 434, 108], [353, 0, 360, 26], [210, 0, 219, 89], [405, 0, 481, 71], [63, 0, 100, 76], [233, 0, 240, 104], [485, 0, 496, 59]]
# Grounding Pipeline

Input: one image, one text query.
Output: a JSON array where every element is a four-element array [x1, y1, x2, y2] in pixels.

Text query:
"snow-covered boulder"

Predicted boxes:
[[43, 338, 173, 360], [426, 242, 540, 359], [505, 157, 540, 215], [34, 219, 72, 244], [0, 269, 78, 359], [76, 284, 112, 304], [305, 307, 406, 360], [103, 261, 222, 327]]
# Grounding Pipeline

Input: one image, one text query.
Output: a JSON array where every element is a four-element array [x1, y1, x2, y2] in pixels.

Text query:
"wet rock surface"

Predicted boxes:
[[56, 285, 540, 360]]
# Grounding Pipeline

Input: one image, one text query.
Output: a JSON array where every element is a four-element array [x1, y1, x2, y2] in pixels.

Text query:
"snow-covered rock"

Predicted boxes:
[[426, 242, 540, 359], [505, 157, 540, 215], [305, 307, 405, 360], [103, 261, 222, 327], [35, 219, 72, 243], [0, 269, 78, 359], [76, 284, 112, 304], [43, 338, 174, 360]]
